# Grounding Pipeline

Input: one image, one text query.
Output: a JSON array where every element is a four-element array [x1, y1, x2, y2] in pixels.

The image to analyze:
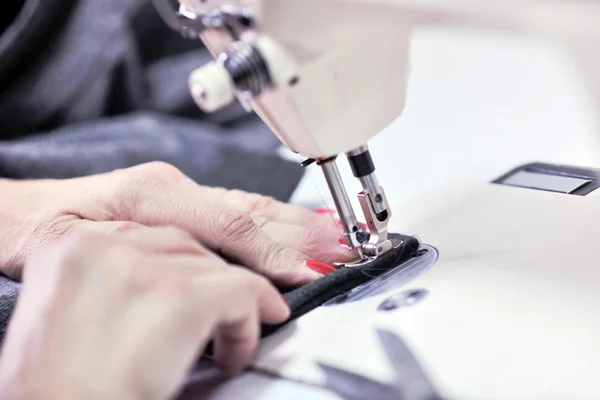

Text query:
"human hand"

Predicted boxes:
[[0, 162, 354, 284], [0, 226, 290, 400]]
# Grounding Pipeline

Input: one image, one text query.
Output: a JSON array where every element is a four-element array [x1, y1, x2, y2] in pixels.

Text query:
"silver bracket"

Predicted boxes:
[[358, 187, 393, 258], [150, 0, 256, 40], [336, 238, 402, 268]]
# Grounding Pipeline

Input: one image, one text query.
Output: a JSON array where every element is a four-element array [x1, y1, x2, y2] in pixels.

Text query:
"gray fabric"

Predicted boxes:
[[0, 112, 302, 196], [0, 280, 19, 347], [0, 0, 305, 346]]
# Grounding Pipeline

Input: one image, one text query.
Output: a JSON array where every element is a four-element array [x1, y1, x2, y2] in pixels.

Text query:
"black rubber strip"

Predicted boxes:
[[262, 233, 420, 337]]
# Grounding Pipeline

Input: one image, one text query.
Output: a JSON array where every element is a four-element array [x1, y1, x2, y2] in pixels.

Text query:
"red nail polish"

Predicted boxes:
[[338, 237, 348, 246], [305, 260, 337, 275], [280, 295, 288, 305], [314, 208, 335, 215]]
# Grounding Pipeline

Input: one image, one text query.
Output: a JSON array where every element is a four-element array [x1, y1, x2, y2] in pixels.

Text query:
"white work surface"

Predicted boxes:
[[180, 26, 600, 400]]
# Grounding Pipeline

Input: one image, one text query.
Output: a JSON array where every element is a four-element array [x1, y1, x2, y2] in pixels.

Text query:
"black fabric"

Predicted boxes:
[[0, 0, 76, 89], [0, 2, 24, 34], [263, 234, 421, 337], [201, 234, 419, 357]]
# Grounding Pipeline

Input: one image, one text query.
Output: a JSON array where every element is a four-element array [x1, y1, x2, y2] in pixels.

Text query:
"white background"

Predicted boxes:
[[283, 25, 600, 211]]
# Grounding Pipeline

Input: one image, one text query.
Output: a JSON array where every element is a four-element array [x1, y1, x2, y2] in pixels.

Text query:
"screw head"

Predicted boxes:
[[378, 289, 429, 312], [375, 194, 383, 203]]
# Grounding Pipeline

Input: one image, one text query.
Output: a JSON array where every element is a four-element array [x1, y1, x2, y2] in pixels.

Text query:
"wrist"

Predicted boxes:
[[0, 179, 56, 279]]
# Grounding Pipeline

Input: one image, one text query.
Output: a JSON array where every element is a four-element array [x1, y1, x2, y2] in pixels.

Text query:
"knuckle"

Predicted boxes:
[[264, 244, 294, 271], [162, 226, 208, 255], [108, 163, 185, 217], [139, 161, 184, 180], [215, 209, 257, 241], [55, 232, 112, 273], [161, 225, 194, 240], [208, 187, 227, 197], [249, 273, 271, 292], [128, 264, 168, 294], [231, 268, 271, 296], [248, 212, 268, 229], [301, 228, 323, 251], [256, 195, 277, 214], [224, 190, 276, 215], [125, 162, 184, 190]]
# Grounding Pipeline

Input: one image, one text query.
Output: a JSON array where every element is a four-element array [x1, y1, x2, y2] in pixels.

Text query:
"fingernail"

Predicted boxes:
[[280, 294, 288, 305], [304, 260, 337, 275], [314, 208, 336, 215], [338, 237, 348, 246]]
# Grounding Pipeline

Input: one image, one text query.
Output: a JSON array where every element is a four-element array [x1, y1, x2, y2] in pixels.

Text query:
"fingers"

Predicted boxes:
[[106, 165, 321, 285], [220, 189, 338, 230], [97, 163, 339, 285], [219, 189, 355, 264], [208, 267, 289, 373], [8, 224, 292, 400], [206, 208, 320, 286], [114, 231, 290, 372], [71, 221, 224, 262], [259, 221, 355, 264], [213, 312, 259, 374]]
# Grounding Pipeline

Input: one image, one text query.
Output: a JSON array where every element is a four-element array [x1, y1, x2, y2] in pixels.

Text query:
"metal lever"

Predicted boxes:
[[346, 145, 393, 258], [319, 158, 366, 260]]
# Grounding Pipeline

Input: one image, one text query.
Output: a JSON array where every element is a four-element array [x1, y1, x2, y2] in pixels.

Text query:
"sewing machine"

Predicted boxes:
[[150, 0, 416, 264], [151, 0, 600, 267], [151, 1, 600, 399]]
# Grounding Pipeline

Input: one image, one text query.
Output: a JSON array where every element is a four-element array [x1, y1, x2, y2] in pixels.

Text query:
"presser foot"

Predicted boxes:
[[335, 238, 398, 268]]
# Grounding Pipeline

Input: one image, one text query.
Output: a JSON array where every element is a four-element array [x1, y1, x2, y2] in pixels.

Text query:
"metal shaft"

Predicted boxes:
[[346, 145, 387, 215], [319, 159, 365, 258]]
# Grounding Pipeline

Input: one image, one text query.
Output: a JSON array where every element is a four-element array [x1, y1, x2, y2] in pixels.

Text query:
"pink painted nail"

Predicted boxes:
[[305, 260, 337, 275], [314, 208, 336, 215]]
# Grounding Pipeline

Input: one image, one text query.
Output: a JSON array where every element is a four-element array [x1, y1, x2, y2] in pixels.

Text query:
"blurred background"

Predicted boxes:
[[0, 0, 304, 202], [2, 0, 600, 213]]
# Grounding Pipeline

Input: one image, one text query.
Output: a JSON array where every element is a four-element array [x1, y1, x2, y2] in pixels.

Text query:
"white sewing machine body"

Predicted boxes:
[[169, 0, 600, 158], [149, 1, 600, 398], [178, 0, 411, 158]]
